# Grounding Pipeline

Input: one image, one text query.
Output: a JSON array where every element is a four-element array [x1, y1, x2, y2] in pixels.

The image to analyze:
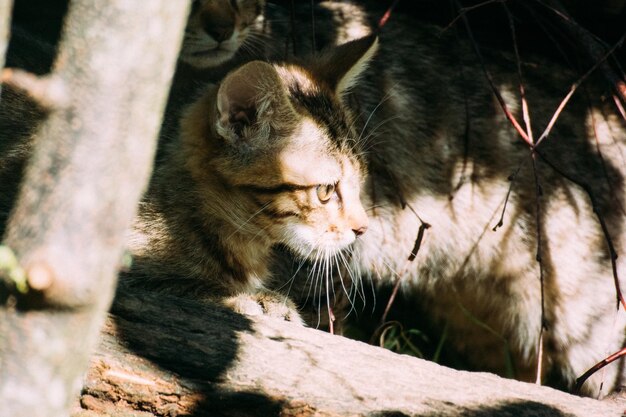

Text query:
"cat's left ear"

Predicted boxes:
[[215, 60, 292, 144], [313, 35, 379, 97]]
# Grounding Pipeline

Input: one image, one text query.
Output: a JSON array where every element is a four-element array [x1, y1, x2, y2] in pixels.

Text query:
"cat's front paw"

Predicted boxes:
[[224, 291, 303, 324]]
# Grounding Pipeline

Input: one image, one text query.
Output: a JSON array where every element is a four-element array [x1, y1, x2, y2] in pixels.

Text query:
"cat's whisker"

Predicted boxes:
[[355, 90, 396, 145], [241, 36, 268, 55], [355, 114, 402, 155], [275, 237, 322, 296], [345, 244, 367, 307], [336, 249, 359, 317], [302, 240, 326, 309], [354, 244, 377, 312], [227, 201, 271, 240]]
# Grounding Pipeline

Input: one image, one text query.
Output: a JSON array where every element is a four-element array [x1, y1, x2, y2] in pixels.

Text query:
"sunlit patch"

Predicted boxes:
[[496, 83, 521, 115], [276, 66, 319, 96], [278, 118, 342, 186], [320, 2, 372, 44]]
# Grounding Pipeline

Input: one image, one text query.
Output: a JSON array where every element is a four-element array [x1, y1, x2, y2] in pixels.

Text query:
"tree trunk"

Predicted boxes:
[[0, 2, 189, 416], [0, 0, 12, 88], [72, 290, 624, 417]]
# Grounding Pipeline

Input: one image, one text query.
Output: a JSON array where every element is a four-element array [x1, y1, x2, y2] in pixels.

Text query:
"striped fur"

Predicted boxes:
[[125, 38, 377, 321], [180, 0, 266, 70]]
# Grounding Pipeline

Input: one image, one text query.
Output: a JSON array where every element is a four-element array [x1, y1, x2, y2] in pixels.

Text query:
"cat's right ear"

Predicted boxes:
[[216, 61, 290, 145], [313, 35, 379, 98]]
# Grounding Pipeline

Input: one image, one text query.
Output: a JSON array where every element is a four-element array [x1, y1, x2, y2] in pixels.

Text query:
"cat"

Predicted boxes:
[[295, 17, 624, 396], [122, 37, 375, 320], [192, 13, 625, 396]]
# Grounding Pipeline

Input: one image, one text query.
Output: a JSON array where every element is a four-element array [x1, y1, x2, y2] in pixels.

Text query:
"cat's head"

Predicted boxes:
[[182, 36, 378, 259], [180, 0, 265, 69]]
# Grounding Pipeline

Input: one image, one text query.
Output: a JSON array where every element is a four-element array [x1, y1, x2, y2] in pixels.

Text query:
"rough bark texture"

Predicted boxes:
[[71, 290, 625, 417], [0, 1, 189, 416]]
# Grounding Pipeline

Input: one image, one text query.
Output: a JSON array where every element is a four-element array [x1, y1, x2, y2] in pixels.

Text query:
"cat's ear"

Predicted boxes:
[[216, 60, 290, 144], [313, 35, 379, 97], [216, 61, 265, 139]]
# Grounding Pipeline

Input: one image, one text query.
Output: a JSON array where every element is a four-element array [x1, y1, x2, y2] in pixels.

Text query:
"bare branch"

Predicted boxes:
[[575, 347, 626, 394], [381, 205, 430, 324], [534, 32, 626, 148], [444, 0, 505, 33], [536, 0, 626, 107], [1, 68, 69, 109], [455, 0, 533, 147], [534, 149, 626, 312]]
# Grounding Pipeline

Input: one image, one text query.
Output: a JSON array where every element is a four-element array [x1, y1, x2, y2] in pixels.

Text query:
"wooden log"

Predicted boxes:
[[74, 290, 625, 417]]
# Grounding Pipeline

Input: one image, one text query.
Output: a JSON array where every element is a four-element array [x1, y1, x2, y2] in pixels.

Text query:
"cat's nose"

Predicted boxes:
[[352, 226, 367, 237], [206, 25, 234, 43]]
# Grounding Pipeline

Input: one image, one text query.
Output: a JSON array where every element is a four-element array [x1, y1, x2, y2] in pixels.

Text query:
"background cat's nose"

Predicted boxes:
[[206, 25, 234, 42], [353, 226, 367, 237]]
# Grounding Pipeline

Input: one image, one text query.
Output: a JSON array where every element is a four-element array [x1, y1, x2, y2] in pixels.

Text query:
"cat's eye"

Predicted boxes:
[[316, 184, 336, 203]]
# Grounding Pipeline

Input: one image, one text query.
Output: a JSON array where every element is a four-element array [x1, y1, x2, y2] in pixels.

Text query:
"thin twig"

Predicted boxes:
[[443, 0, 505, 33], [503, 4, 534, 143], [377, 0, 401, 30], [518, 2, 573, 67], [531, 154, 548, 385], [381, 210, 430, 324], [611, 93, 626, 122], [534, 0, 626, 106], [534, 32, 626, 149], [450, 21, 472, 198], [456, 2, 533, 147], [492, 161, 525, 231], [504, 3, 546, 384], [574, 347, 626, 394], [534, 149, 626, 311]]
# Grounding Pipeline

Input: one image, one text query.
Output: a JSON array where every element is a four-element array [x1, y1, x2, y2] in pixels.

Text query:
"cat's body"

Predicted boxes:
[[330, 19, 626, 395], [138, 8, 626, 393], [184, 10, 625, 394]]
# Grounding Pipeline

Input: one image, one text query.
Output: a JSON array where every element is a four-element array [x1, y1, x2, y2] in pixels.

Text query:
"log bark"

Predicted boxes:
[[0, 2, 189, 416], [73, 289, 625, 417]]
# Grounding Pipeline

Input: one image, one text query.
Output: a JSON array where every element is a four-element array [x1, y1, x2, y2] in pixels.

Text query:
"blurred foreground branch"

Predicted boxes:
[[0, 1, 189, 416]]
